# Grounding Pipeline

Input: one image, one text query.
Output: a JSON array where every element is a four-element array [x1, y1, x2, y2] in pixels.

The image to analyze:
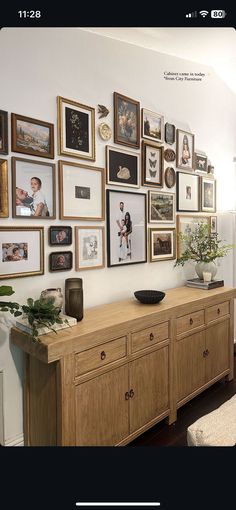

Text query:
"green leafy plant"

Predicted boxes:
[[174, 223, 233, 267], [0, 286, 22, 317]]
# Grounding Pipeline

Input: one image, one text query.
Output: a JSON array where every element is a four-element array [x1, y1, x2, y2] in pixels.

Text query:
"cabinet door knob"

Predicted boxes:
[[150, 333, 154, 341], [205, 349, 209, 356], [189, 318, 193, 325], [129, 389, 135, 399], [125, 392, 130, 400], [217, 308, 220, 315], [100, 351, 106, 361], [203, 350, 207, 357]]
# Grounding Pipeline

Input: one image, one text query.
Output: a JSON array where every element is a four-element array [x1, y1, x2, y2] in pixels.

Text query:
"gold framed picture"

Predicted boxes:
[[114, 92, 140, 149], [75, 226, 105, 270], [0, 159, 9, 218], [11, 113, 54, 159], [176, 129, 195, 170], [149, 227, 176, 262], [176, 214, 210, 258], [0, 226, 44, 279]]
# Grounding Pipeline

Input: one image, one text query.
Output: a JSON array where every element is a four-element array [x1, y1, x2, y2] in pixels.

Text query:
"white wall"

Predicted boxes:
[[1, 28, 236, 444]]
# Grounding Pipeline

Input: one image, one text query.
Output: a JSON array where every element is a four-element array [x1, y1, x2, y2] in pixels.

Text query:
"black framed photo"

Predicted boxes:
[[106, 145, 140, 188], [201, 177, 216, 213], [49, 251, 73, 272], [106, 189, 147, 267], [195, 152, 208, 173], [142, 140, 163, 187], [177, 172, 199, 212], [114, 92, 140, 149], [49, 226, 72, 246], [0, 110, 8, 155], [165, 123, 175, 145]]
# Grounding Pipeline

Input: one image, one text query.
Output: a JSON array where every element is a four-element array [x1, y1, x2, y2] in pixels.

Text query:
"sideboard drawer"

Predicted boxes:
[[75, 336, 127, 376], [206, 301, 229, 323], [131, 322, 169, 353], [177, 309, 205, 336]]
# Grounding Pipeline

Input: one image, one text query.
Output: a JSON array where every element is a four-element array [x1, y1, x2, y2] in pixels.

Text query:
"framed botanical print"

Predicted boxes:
[[12, 157, 56, 219], [148, 191, 175, 223], [11, 113, 54, 159], [165, 122, 175, 145], [106, 189, 147, 267], [0, 159, 9, 218], [176, 215, 210, 258], [149, 228, 176, 262], [49, 226, 72, 246], [49, 251, 73, 272], [0, 226, 44, 279], [201, 177, 216, 212], [176, 129, 195, 170], [114, 92, 140, 149], [59, 160, 105, 220], [0, 110, 8, 155], [210, 215, 217, 234], [75, 226, 105, 270], [195, 152, 207, 173], [106, 145, 140, 188], [177, 172, 199, 212], [142, 108, 164, 143], [142, 141, 163, 187], [57, 96, 95, 161], [164, 167, 176, 189]]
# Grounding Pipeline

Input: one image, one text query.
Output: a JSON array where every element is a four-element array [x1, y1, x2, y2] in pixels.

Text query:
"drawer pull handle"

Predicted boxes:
[[150, 333, 154, 341], [205, 349, 209, 356], [203, 349, 210, 357], [189, 318, 193, 325], [129, 389, 135, 399], [100, 351, 106, 361], [125, 392, 130, 400], [217, 308, 220, 315]]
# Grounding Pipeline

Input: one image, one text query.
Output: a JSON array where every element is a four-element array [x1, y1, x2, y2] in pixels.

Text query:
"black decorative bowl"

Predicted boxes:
[[134, 290, 166, 304]]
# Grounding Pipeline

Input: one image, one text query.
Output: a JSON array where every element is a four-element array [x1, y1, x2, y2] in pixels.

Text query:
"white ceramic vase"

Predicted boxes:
[[195, 261, 217, 281], [40, 288, 63, 310]]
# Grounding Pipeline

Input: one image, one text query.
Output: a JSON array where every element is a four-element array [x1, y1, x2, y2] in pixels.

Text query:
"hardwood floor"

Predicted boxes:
[[130, 354, 236, 446]]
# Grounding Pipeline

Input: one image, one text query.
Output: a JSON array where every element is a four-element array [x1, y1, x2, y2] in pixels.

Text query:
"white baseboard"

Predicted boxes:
[[5, 433, 24, 447]]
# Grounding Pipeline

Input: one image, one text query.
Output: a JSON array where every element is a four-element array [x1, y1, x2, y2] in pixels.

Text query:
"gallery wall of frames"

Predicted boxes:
[[0, 95, 217, 280]]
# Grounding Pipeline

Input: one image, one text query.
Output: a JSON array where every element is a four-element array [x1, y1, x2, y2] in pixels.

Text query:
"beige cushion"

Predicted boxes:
[[187, 394, 236, 446]]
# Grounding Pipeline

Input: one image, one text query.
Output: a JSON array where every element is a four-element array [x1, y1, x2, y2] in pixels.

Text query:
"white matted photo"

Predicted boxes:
[[107, 189, 147, 267], [0, 226, 44, 279], [149, 228, 176, 262], [177, 172, 199, 212], [176, 129, 195, 170], [75, 226, 105, 270]]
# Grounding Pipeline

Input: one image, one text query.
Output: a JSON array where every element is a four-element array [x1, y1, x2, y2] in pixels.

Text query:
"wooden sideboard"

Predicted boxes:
[[11, 286, 236, 446]]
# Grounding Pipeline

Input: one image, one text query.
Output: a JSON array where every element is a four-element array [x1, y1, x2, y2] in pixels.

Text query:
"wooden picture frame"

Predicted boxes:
[[176, 129, 195, 171], [49, 251, 73, 272], [106, 145, 140, 188], [176, 214, 211, 258], [75, 226, 105, 270], [114, 92, 140, 149], [49, 226, 72, 246], [210, 215, 217, 234], [11, 113, 54, 159], [148, 190, 175, 223], [0, 226, 44, 279], [57, 96, 95, 161], [164, 167, 176, 189], [0, 110, 8, 155], [142, 140, 163, 187], [149, 227, 176, 262], [165, 122, 175, 145], [59, 160, 105, 220], [0, 159, 9, 217], [176, 172, 199, 212], [195, 152, 208, 173], [201, 177, 216, 213], [142, 108, 164, 143], [12, 157, 56, 219]]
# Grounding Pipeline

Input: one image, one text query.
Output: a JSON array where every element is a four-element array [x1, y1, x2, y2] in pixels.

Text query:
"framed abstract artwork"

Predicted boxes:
[[114, 92, 140, 149], [106, 145, 140, 188], [0, 226, 44, 279], [176, 215, 210, 258], [0, 159, 9, 217], [149, 228, 176, 262], [148, 190, 175, 223], [142, 108, 164, 143], [75, 226, 105, 270], [201, 177, 216, 213], [176, 172, 199, 212], [142, 141, 163, 187], [176, 129, 195, 171], [11, 113, 54, 159], [0, 110, 8, 155], [57, 96, 95, 161]]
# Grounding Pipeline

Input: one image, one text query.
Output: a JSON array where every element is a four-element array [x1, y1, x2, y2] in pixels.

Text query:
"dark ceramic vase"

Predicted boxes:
[[65, 278, 83, 321]]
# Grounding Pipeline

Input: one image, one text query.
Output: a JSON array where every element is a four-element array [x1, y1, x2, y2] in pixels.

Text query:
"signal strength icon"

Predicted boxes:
[[199, 10, 209, 17], [186, 11, 197, 17]]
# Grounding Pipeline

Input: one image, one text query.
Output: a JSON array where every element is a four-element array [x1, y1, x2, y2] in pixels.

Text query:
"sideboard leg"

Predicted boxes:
[[167, 410, 177, 425]]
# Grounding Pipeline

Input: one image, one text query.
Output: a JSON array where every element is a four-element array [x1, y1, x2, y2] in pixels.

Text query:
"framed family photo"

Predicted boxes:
[[149, 228, 176, 262], [177, 172, 199, 212], [106, 145, 140, 188], [49, 251, 73, 272], [148, 191, 175, 223], [201, 177, 216, 212], [176, 215, 210, 257], [11, 113, 54, 159], [195, 152, 208, 173], [59, 160, 105, 220], [0, 159, 9, 218], [142, 141, 163, 187], [75, 226, 105, 270], [176, 129, 195, 170], [0, 226, 44, 279], [12, 157, 56, 219], [114, 92, 140, 149], [57, 96, 95, 161], [142, 108, 164, 143], [0, 110, 8, 155], [49, 226, 72, 246], [106, 189, 147, 267]]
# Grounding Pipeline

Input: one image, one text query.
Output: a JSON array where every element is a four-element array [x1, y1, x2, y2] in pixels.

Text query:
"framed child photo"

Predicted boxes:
[[49, 251, 73, 272], [176, 172, 199, 212], [176, 129, 195, 170], [0, 226, 44, 280], [106, 145, 140, 188], [57, 96, 95, 161], [0, 110, 8, 155], [148, 190, 175, 223], [142, 108, 164, 143], [114, 92, 140, 149], [49, 226, 72, 246], [149, 228, 176, 262], [0, 159, 9, 218], [11, 113, 54, 159], [201, 177, 216, 213], [75, 226, 105, 270], [12, 157, 56, 219], [142, 141, 163, 188]]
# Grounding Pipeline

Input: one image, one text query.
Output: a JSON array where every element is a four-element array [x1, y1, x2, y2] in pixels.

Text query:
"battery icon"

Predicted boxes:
[[211, 10, 227, 18]]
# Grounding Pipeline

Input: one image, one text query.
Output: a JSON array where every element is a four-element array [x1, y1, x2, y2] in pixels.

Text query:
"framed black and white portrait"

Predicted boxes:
[[177, 172, 199, 212]]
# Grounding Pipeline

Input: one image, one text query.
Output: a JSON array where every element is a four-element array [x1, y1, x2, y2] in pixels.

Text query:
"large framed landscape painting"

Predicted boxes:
[[11, 113, 54, 159], [0, 226, 44, 279], [114, 92, 140, 149], [142, 109, 164, 143], [106, 189, 146, 267]]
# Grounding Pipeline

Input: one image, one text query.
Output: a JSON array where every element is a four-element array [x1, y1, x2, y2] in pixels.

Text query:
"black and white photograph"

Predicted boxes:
[[148, 191, 175, 223], [177, 172, 199, 212], [12, 157, 56, 219], [142, 108, 164, 143], [142, 141, 163, 187], [49, 226, 72, 246], [176, 129, 195, 170], [75, 226, 105, 270], [195, 152, 208, 173], [106, 145, 140, 188], [106, 189, 147, 267], [165, 123, 175, 144], [201, 177, 216, 212], [149, 228, 176, 262], [49, 251, 73, 272], [0, 226, 44, 279]]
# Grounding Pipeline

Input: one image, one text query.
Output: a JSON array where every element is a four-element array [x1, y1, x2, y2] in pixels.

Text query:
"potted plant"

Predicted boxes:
[[174, 223, 233, 280]]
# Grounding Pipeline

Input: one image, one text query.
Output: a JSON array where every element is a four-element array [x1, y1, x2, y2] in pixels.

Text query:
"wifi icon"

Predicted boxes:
[[199, 10, 209, 17]]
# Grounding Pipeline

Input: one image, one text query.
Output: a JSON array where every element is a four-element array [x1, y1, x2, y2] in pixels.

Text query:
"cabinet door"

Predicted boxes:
[[75, 365, 129, 446], [129, 347, 169, 434], [176, 331, 205, 402], [205, 320, 230, 383]]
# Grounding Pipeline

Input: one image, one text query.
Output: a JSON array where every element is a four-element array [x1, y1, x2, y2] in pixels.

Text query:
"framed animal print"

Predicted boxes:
[[177, 215, 210, 258], [149, 228, 176, 262], [114, 92, 140, 149], [176, 129, 195, 171], [177, 172, 199, 212], [57, 96, 95, 161], [142, 141, 163, 187], [0, 110, 8, 155], [201, 177, 216, 213], [106, 145, 140, 188], [75, 226, 105, 270], [148, 190, 175, 223], [142, 108, 164, 143], [0, 159, 9, 218], [195, 153, 208, 173], [0, 226, 44, 279], [11, 113, 54, 159]]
